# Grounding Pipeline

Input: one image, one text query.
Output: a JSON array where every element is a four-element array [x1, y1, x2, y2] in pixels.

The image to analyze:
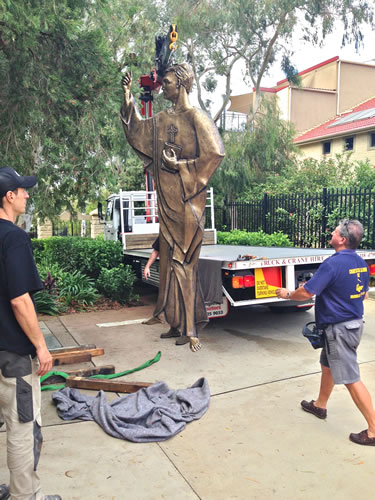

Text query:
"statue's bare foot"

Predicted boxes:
[[189, 337, 201, 352]]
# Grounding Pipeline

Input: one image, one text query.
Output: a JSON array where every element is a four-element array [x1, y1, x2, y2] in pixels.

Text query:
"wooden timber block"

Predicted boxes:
[[66, 377, 152, 393], [41, 365, 116, 386], [50, 345, 104, 357], [49, 344, 96, 354], [52, 353, 92, 366]]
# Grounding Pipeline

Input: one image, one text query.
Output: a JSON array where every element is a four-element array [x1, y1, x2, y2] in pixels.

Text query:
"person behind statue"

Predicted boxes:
[[143, 237, 188, 345], [120, 63, 224, 352], [0, 166, 61, 499], [276, 219, 375, 446]]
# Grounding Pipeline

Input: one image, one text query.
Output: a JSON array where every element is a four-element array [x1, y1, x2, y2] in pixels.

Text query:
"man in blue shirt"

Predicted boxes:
[[276, 219, 375, 446]]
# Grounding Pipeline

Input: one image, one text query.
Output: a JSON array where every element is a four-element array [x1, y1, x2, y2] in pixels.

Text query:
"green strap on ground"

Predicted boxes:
[[40, 351, 162, 392]]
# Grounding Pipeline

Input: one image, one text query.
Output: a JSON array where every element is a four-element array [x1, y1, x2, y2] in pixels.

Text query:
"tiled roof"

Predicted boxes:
[[294, 96, 375, 143]]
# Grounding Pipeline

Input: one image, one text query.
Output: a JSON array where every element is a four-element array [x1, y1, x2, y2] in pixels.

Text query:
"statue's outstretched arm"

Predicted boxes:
[[120, 72, 153, 164]]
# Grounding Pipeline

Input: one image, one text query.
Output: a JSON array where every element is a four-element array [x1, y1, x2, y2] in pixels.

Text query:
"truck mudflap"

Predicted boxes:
[[206, 298, 229, 319]]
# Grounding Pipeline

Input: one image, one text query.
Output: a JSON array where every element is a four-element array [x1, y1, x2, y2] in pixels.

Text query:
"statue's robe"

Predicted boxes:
[[120, 99, 224, 336]]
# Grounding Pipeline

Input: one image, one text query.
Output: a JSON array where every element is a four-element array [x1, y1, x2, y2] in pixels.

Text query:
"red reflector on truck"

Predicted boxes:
[[232, 276, 243, 288], [244, 275, 255, 287], [369, 264, 375, 276], [232, 275, 255, 288]]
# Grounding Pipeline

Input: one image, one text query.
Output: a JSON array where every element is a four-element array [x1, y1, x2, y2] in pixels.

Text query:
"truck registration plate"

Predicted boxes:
[[206, 297, 229, 318]]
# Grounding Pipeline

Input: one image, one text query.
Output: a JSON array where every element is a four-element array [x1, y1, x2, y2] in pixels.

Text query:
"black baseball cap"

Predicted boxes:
[[0, 166, 37, 199]]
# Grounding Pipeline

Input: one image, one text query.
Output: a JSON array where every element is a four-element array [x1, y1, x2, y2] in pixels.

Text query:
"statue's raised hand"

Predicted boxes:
[[121, 71, 132, 98]]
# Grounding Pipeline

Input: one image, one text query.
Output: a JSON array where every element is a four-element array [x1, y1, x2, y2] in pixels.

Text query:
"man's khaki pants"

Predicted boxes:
[[0, 352, 43, 500]]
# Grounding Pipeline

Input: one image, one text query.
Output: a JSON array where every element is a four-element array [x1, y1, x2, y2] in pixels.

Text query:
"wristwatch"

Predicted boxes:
[[286, 291, 291, 299]]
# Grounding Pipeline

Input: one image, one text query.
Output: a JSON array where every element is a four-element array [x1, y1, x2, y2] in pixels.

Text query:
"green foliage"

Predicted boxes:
[[209, 129, 253, 204], [241, 154, 374, 201], [33, 290, 60, 316], [58, 270, 99, 308], [211, 98, 298, 203], [217, 229, 293, 247], [36, 258, 67, 283], [32, 237, 123, 278], [33, 236, 139, 311], [0, 0, 157, 218], [97, 264, 138, 304]]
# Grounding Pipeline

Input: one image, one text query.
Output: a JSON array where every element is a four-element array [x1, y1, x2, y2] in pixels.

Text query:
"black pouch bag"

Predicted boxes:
[[302, 322, 325, 349]]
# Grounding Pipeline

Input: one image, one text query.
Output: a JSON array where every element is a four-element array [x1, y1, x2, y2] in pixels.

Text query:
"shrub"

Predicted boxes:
[[217, 229, 292, 247], [32, 237, 123, 278], [97, 264, 138, 304], [37, 258, 67, 283], [33, 290, 60, 316], [58, 270, 99, 308]]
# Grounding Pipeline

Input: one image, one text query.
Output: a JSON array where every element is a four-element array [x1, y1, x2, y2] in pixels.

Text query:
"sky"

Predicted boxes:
[[190, 22, 375, 115]]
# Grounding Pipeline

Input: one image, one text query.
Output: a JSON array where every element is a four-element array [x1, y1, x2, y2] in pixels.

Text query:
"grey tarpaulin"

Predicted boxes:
[[52, 378, 210, 442], [198, 259, 223, 304]]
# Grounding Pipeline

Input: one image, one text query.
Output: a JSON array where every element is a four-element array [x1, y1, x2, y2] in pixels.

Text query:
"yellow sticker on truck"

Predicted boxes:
[[255, 267, 282, 298]]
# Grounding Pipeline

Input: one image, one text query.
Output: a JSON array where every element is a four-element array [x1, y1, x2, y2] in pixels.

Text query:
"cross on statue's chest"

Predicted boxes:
[[167, 124, 178, 143]]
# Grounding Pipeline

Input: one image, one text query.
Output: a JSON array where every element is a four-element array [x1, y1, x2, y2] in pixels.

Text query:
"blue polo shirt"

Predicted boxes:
[[304, 249, 369, 327]]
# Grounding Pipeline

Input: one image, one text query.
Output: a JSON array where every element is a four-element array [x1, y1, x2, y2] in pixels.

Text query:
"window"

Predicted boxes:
[[344, 137, 354, 151], [370, 132, 375, 149], [322, 141, 331, 155]]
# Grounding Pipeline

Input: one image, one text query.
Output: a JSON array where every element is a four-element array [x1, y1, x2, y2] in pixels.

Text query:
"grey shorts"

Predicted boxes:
[[320, 319, 363, 385]]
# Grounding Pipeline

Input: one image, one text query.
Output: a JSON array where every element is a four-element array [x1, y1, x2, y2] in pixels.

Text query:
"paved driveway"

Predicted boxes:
[[1, 298, 374, 500]]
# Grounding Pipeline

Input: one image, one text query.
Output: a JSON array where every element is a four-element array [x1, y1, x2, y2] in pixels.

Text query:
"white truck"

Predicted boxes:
[[99, 189, 375, 318]]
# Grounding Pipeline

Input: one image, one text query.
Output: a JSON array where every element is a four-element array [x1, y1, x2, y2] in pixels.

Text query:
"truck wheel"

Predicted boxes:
[[269, 305, 313, 313]]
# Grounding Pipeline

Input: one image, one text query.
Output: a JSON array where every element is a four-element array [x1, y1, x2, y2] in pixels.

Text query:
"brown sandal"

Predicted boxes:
[[349, 429, 375, 446]]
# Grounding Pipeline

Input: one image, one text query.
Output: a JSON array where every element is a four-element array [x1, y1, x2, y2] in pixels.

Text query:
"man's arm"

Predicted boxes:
[[11, 293, 52, 376], [144, 250, 159, 280], [276, 286, 314, 301]]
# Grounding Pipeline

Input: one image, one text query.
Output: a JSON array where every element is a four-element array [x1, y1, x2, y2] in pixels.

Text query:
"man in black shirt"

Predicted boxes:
[[0, 166, 60, 500]]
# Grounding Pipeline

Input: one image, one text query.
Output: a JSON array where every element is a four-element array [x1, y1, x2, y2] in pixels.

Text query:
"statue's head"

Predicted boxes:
[[164, 63, 194, 94]]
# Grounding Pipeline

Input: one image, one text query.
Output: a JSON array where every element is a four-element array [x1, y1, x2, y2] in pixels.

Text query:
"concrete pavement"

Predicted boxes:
[[1, 297, 374, 500]]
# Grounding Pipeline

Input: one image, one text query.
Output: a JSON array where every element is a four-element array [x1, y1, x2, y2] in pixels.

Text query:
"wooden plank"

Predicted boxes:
[[202, 230, 215, 245], [66, 365, 115, 377], [50, 344, 97, 354], [124, 233, 159, 250], [51, 347, 104, 358], [124, 229, 215, 250], [52, 353, 92, 366], [66, 376, 152, 393], [41, 365, 116, 385]]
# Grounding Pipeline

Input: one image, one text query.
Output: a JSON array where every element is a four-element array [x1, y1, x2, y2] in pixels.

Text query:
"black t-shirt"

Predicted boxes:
[[0, 219, 43, 356], [152, 237, 160, 252]]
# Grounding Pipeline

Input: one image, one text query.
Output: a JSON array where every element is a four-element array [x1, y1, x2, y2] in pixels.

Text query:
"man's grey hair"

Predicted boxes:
[[338, 219, 364, 249], [165, 63, 194, 94]]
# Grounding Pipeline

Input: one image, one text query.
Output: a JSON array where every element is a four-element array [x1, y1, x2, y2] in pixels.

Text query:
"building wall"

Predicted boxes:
[[339, 62, 375, 113], [290, 88, 337, 135], [298, 60, 337, 90], [277, 87, 289, 121], [297, 129, 375, 165]]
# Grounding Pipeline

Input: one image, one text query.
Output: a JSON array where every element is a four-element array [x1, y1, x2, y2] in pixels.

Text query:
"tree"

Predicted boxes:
[[210, 97, 298, 202], [161, 0, 374, 122], [228, 0, 375, 120], [0, 0, 158, 219]]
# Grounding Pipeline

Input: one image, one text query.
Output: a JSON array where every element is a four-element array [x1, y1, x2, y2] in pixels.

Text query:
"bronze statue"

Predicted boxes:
[[120, 63, 224, 351]]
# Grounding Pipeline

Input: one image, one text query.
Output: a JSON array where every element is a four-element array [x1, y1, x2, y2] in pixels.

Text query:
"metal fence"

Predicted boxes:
[[215, 187, 375, 249], [52, 220, 91, 237]]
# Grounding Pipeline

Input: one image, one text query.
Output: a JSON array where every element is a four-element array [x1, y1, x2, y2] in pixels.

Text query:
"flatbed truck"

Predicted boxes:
[[99, 189, 375, 318]]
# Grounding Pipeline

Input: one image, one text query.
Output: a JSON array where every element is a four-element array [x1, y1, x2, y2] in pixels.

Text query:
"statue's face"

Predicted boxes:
[[162, 72, 179, 102]]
